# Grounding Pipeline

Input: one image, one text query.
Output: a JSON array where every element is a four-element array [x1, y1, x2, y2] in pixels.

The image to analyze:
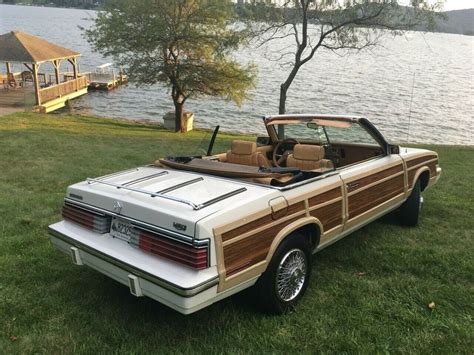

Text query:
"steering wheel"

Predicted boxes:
[[272, 138, 300, 167]]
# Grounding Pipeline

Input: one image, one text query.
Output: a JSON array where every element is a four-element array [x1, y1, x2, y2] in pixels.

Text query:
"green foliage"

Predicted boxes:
[[86, 0, 257, 131], [0, 112, 473, 353]]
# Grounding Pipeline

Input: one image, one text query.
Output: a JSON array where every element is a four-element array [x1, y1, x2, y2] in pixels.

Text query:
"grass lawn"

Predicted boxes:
[[0, 113, 472, 353]]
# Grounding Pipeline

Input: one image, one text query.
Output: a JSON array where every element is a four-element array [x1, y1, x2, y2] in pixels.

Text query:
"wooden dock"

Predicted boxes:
[[84, 63, 128, 91], [37, 76, 88, 113], [0, 86, 36, 108], [0, 78, 88, 113], [0, 31, 88, 113]]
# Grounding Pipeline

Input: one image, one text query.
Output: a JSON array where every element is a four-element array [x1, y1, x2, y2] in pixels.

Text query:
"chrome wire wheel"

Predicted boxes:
[[276, 249, 307, 302]]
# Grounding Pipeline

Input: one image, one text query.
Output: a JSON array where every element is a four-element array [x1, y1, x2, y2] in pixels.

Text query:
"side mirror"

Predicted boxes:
[[389, 144, 400, 154], [256, 136, 271, 147]]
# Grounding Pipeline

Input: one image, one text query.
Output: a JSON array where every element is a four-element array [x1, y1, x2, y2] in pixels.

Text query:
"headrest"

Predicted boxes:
[[231, 140, 256, 155], [293, 144, 325, 161]]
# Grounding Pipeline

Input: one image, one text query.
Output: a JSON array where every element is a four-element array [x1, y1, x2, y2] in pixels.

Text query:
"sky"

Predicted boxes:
[[425, 0, 473, 11], [265, 0, 474, 11], [374, 1, 473, 11]]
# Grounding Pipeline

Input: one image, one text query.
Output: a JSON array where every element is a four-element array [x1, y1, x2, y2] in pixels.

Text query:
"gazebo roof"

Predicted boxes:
[[0, 31, 80, 64]]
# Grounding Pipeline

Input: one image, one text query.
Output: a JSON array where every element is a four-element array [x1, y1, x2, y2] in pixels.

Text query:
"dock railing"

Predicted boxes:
[[83, 72, 116, 82], [39, 76, 88, 103]]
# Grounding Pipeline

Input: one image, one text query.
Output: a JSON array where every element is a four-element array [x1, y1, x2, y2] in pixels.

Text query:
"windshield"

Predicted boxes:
[[275, 121, 381, 147]]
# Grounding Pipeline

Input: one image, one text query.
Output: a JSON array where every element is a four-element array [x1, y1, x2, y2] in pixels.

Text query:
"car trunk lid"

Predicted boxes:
[[65, 166, 273, 237]]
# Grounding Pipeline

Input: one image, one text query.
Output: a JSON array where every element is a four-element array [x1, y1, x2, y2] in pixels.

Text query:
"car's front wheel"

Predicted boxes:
[[399, 179, 422, 226], [255, 234, 312, 314]]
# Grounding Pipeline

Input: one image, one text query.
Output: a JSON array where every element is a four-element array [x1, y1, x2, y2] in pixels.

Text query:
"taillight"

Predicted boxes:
[[130, 229, 208, 270], [62, 203, 111, 234]]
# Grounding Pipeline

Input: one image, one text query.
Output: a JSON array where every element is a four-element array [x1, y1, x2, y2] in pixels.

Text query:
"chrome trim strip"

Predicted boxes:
[[49, 227, 218, 297], [95, 168, 140, 181], [86, 178, 200, 210], [63, 198, 209, 247], [121, 171, 168, 187], [86, 178, 247, 210], [155, 177, 204, 194], [200, 187, 247, 208]]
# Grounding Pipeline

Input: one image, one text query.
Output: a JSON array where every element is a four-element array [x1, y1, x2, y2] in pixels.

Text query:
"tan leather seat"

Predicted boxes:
[[226, 140, 271, 168], [286, 144, 334, 170]]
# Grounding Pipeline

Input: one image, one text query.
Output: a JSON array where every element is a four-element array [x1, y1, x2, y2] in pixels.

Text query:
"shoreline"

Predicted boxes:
[[2, 111, 471, 147]]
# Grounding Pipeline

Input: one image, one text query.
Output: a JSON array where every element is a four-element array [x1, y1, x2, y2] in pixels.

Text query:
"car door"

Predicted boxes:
[[339, 152, 406, 232], [323, 120, 407, 232]]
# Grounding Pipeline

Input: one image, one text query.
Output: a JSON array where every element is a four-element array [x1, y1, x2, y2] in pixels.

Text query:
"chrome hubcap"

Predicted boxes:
[[419, 196, 424, 212], [276, 249, 307, 302]]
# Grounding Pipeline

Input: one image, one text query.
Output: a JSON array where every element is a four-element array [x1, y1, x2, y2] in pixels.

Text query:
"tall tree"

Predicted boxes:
[[239, 0, 443, 123], [86, 0, 256, 132]]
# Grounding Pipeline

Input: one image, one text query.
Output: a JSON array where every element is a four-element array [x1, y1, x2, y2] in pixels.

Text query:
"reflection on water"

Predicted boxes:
[[0, 4, 473, 145]]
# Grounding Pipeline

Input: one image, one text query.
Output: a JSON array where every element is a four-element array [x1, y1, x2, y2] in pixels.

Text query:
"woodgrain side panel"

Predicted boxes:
[[287, 201, 306, 215], [309, 201, 343, 232], [408, 169, 417, 188], [221, 201, 305, 243], [222, 188, 343, 277], [347, 164, 403, 193], [223, 216, 300, 276], [406, 155, 437, 168], [406, 156, 438, 188], [221, 214, 272, 243], [308, 187, 341, 207], [348, 175, 405, 219]]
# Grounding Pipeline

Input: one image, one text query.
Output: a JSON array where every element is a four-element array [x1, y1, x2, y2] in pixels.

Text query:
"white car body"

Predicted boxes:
[[49, 115, 441, 314]]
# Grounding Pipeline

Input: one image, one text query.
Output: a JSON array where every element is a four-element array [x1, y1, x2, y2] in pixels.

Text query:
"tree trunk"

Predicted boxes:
[[278, 83, 288, 137], [174, 101, 184, 133], [173, 97, 184, 133], [279, 83, 287, 114]]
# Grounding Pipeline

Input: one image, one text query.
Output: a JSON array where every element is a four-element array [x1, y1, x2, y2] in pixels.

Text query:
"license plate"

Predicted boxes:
[[110, 218, 134, 242]]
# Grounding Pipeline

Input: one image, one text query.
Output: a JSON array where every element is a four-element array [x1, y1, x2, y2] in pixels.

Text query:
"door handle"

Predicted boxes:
[[347, 182, 360, 190]]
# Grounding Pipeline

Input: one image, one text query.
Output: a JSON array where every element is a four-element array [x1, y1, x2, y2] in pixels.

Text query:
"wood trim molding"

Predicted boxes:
[[346, 164, 403, 193], [406, 155, 437, 168], [348, 174, 404, 220]]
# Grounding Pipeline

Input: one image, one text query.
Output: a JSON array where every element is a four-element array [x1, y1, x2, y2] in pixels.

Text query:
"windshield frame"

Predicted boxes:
[[263, 114, 392, 156]]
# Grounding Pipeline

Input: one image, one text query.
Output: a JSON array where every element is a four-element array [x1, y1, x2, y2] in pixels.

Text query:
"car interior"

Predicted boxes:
[[158, 118, 386, 187]]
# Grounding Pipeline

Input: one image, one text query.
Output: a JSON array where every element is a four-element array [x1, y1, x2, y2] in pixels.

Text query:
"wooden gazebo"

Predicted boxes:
[[0, 31, 88, 112]]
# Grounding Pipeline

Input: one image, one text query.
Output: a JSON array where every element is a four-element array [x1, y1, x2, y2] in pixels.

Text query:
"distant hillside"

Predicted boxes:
[[434, 9, 474, 36], [2, 2, 473, 35]]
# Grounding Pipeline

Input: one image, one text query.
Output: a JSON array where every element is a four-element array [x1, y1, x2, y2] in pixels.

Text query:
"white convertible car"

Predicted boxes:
[[49, 114, 441, 314]]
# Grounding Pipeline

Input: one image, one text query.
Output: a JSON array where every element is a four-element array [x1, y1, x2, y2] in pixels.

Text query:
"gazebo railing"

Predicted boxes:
[[39, 76, 88, 103]]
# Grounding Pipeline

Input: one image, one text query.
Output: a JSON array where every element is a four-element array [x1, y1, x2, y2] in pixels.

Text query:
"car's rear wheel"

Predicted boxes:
[[255, 233, 312, 314], [399, 179, 422, 226]]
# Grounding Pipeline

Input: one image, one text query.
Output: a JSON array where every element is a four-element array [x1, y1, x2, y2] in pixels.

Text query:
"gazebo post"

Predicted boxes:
[[32, 63, 41, 106], [68, 58, 78, 79], [5, 62, 11, 76], [53, 60, 61, 84]]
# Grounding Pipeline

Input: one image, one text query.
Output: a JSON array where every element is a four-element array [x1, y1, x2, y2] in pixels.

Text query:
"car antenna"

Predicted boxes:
[[405, 71, 417, 152]]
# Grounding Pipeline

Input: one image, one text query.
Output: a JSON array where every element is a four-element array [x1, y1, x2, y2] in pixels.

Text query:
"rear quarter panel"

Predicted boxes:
[[200, 173, 343, 292]]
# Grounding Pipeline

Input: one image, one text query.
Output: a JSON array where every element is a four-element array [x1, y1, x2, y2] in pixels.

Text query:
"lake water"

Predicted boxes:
[[1, 4, 473, 145]]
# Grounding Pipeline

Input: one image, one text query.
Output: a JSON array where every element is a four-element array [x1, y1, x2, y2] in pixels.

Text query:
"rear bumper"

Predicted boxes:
[[48, 223, 219, 314]]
